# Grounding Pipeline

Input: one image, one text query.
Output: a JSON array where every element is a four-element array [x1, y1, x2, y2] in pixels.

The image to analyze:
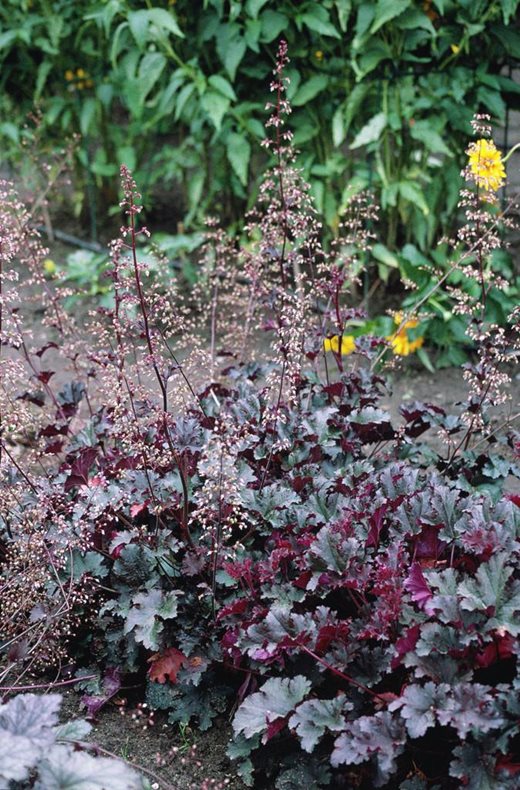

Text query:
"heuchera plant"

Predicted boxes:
[[1, 43, 519, 789]]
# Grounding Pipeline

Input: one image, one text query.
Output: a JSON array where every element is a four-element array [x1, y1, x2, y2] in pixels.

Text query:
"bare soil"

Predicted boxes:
[[58, 690, 246, 790]]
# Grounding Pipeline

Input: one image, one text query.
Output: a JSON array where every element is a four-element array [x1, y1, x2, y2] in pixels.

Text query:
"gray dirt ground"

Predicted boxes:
[[58, 689, 247, 789]]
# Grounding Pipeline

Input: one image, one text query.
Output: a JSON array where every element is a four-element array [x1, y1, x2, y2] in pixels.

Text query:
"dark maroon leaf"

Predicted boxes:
[[404, 563, 433, 609], [366, 503, 389, 548], [64, 447, 98, 492], [35, 341, 59, 357], [36, 370, 55, 384], [82, 667, 121, 718], [16, 389, 45, 407]]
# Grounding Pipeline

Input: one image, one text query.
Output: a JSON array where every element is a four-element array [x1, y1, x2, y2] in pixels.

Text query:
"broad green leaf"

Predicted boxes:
[[410, 121, 451, 155], [260, 10, 288, 42], [417, 346, 435, 373], [208, 74, 237, 101], [350, 112, 386, 149], [371, 0, 411, 34], [129, 8, 184, 47], [493, 25, 520, 58], [224, 37, 247, 80], [147, 8, 184, 38], [116, 145, 137, 170], [35, 60, 52, 101], [0, 30, 17, 50], [201, 90, 230, 130], [395, 8, 436, 34], [500, 0, 518, 24], [174, 83, 195, 120], [186, 170, 205, 217], [336, 0, 352, 31], [227, 132, 251, 186], [244, 18, 261, 51], [399, 181, 429, 215], [79, 98, 97, 136], [476, 86, 505, 119], [344, 83, 370, 134], [301, 10, 341, 39], [332, 105, 346, 147], [353, 41, 391, 79], [372, 243, 399, 269], [292, 75, 329, 106], [138, 52, 166, 99], [355, 4, 375, 37], [245, 0, 269, 18], [84, 0, 120, 36], [0, 122, 19, 143], [128, 10, 150, 49]]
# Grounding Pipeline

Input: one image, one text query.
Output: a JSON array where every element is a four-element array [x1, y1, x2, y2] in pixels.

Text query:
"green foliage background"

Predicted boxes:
[[1, 0, 519, 249]]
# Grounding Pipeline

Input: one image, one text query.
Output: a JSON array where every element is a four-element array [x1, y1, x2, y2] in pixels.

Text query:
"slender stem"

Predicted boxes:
[[301, 646, 385, 700], [128, 208, 168, 412], [0, 674, 96, 692]]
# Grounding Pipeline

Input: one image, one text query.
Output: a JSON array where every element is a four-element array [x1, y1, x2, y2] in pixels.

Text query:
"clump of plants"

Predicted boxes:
[[1, 43, 520, 789]]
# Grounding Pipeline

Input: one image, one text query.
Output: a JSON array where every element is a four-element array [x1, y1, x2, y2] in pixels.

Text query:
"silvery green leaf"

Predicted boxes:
[[0, 692, 61, 745], [388, 682, 450, 738], [459, 553, 520, 636], [331, 712, 405, 786], [233, 676, 311, 739], [124, 589, 179, 650], [350, 112, 386, 149], [35, 744, 143, 789], [289, 695, 349, 752], [54, 719, 92, 741], [437, 684, 504, 738], [0, 730, 37, 782]]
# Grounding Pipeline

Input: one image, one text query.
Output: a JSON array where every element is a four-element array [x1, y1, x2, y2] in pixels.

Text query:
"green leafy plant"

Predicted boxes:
[[1, 0, 519, 245]]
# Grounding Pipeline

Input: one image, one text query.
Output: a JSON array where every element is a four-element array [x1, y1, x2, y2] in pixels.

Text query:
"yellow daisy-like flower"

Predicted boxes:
[[64, 69, 74, 81], [76, 68, 86, 79], [467, 138, 506, 192], [387, 313, 424, 356], [314, 50, 324, 61], [323, 334, 356, 355]]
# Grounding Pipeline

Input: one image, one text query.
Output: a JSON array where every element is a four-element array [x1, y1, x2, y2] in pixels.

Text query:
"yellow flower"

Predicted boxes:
[[450, 44, 460, 54], [76, 68, 86, 79], [387, 313, 424, 356], [43, 258, 56, 275], [467, 138, 506, 192], [323, 335, 356, 355], [64, 69, 74, 81], [314, 50, 324, 61]]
